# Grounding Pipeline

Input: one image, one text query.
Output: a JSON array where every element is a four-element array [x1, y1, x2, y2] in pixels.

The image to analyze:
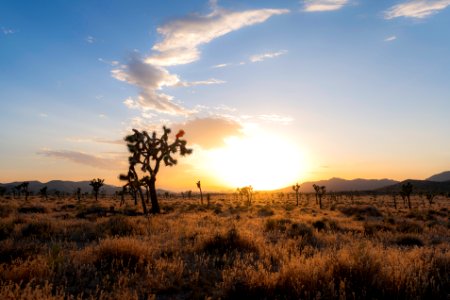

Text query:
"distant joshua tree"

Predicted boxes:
[[0, 186, 5, 197], [237, 186, 254, 205], [426, 192, 436, 207], [121, 127, 192, 214], [401, 182, 413, 209], [40, 186, 48, 200], [292, 183, 301, 206], [90, 178, 104, 201], [197, 180, 203, 205], [76, 187, 82, 201], [313, 184, 326, 209]]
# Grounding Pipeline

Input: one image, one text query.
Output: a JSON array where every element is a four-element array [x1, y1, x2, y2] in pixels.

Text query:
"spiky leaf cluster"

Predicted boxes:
[[124, 127, 193, 178]]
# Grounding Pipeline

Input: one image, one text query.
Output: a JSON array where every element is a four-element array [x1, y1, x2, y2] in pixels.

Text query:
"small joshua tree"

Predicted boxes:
[[238, 186, 253, 205], [401, 182, 413, 209], [292, 183, 301, 206], [197, 180, 203, 205], [392, 192, 397, 209], [76, 187, 82, 201], [426, 192, 436, 207], [313, 184, 326, 209], [121, 127, 192, 214], [90, 178, 104, 201], [40, 186, 48, 200]]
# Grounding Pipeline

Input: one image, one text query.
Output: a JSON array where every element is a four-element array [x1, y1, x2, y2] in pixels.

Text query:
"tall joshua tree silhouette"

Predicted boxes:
[[196, 180, 203, 205], [121, 127, 192, 214], [292, 182, 301, 206], [401, 182, 413, 209], [40, 186, 48, 200], [90, 178, 104, 201], [313, 184, 326, 209]]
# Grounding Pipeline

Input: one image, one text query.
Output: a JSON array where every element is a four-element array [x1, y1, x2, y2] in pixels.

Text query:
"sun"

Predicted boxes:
[[207, 131, 306, 190]]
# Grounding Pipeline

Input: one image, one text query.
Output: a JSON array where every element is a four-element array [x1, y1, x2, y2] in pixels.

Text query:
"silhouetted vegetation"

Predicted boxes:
[[89, 178, 104, 201], [120, 127, 192, 214]]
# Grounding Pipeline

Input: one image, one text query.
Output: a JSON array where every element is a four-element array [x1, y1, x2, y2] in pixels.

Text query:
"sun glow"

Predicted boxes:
[[208, 131, 306, 190]]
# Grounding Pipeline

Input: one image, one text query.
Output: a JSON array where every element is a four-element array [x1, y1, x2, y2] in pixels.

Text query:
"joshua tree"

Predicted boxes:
[[197, 180, 203, 205], [401, 182, 413, 209], [40, 186, 48, 200], [121, 127, 192, 214], [76, 187, 82, 201], [0, 186, 5, 197], [292, 183, 301, 206], [313, 184, 326, 209], [237, 186, 253, 205], [426, 192, 436, 207], [90, 178, 104, 201], [392, 193, 397, 209]]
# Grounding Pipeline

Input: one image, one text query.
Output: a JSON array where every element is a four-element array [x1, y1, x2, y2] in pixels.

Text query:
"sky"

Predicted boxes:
[[1, 0, 450, 191]]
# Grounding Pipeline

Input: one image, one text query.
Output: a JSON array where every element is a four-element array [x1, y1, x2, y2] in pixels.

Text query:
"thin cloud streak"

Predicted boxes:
[[38, 150, 125, 170], [250, 50, 287, 62], [385, 0, 450, 19], [303, 0, 349, 12], [385, 35, 397, 42]]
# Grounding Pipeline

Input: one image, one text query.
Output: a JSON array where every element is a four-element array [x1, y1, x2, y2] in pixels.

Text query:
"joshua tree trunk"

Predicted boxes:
[[148, 177, 160, 214], [295, 192, 299, 206]]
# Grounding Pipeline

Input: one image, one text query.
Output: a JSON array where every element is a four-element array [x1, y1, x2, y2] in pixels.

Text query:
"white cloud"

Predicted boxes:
[[39, 113, 48, 118], [86, 35, 95, 43], [113, 3, 288, 115], [303, 0, 349, 12], [250, 50, 287, 62], [212, 63, 230, 68], [112, 53, 189, 115], [1, 27, 16, 35], [385, 0, 450, 19], [384, 35, 397, 42], [145, 6, 289, 66]]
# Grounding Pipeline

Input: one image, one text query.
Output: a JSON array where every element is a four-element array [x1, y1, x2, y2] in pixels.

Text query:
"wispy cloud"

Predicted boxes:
[[212, 63, 230, 68], [39, 113, 48, 118], [384, 35, 397, 42], [112, 53, 188, 115], [384, 0, 450, 19], [38, 150, 125, 170], [66, 137, 124, 145], [112, 3, 289, 115], [85, 35, 96, 43], [146, 5, 290, 66], [303, 0, 349, 12], [1, 27, 17, 35], [172, 117, 243, 149], [250, 50, 287, 63]]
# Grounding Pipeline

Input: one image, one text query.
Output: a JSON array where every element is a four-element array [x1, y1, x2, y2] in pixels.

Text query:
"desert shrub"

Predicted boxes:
[[0, 220, 14, 240], [363, 222, 392, 236], [394, 235, 424, 247], [264, 218, 291, 232], [98, 216, 135, 237], [287, 222, 313, 239], [0, 204, 14, 217], [257, 206, 274, 217], [21, 220, 54, 241], [397, 221, 423, 234], [68, 221, 100, 245], [93, 237, 148, 271], [76, 205, 108, 218], [312, 218, 341, 232], [18, 206, 46, 214], [340, 206, 382, 218], [201, 228, 258, 258]]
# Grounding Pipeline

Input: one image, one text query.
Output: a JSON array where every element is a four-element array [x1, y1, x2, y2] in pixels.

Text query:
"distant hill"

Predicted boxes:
[[0, 180, 121, 195], [426, 171, 450, 182], [376, 179, 450, 194], [281, 177, 399, 193]]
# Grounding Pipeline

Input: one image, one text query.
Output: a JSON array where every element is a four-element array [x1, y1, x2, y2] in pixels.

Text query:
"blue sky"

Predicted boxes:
[[1, 0, 450, 189]]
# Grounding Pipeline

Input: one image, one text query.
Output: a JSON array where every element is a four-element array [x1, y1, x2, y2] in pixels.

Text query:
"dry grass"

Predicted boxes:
[[0, 193, 448, 299]]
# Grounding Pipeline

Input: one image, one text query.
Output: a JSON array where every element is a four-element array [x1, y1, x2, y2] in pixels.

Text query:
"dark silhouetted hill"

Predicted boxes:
[[426, 171, 450, 182], [0, 180, 121, 195], [376, 179, 450, 194], [281, 177, 399, 193]]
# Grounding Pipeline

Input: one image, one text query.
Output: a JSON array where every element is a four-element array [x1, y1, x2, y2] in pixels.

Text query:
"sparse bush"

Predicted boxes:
[[18, 205, 46, 214], [340, 205, 382, 218], [397, 221, 423, 234], [257, 206, 274, 217], [202, 228, 258, 258], [394, 235, 424, 247]]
